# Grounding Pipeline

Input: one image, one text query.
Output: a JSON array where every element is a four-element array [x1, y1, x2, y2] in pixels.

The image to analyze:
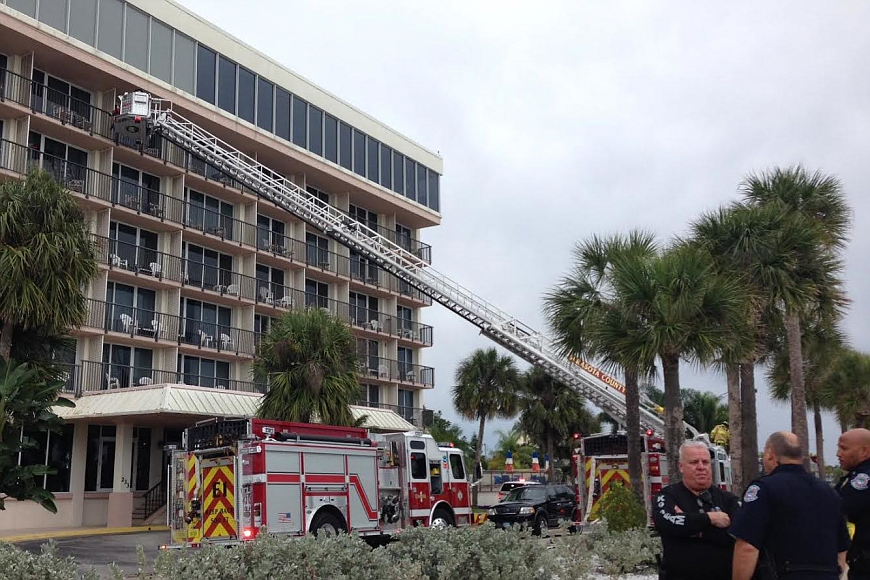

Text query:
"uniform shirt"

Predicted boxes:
[[652, 482, 740, 580], [731, 464, 850, 580], [837, 458, 870, 573]]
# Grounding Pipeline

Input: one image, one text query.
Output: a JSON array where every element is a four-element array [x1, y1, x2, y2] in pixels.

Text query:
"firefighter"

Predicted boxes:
[[837, 428, 870, 579], [731, 432, 850, 580], [652, 440, 740, 580]]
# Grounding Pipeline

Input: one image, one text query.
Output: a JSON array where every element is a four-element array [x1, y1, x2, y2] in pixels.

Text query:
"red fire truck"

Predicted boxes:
[[167, 418, 471, 547]]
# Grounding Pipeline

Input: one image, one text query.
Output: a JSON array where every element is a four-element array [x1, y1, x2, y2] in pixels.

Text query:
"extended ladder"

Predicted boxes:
[[115, 92, 681, 436]]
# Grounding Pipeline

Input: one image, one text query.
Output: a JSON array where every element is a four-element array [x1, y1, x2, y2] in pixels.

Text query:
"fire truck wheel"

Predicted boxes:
[[310, 510, 346, 537], [430, 508, 454, 530]]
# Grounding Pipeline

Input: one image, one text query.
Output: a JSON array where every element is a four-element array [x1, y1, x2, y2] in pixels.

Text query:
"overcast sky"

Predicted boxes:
[[178, 0, 869, 461]]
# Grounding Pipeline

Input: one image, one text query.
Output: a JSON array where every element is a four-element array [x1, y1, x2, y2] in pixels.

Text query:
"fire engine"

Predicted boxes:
[[574, 431, 731, 523], [167, 418, 471, 547]]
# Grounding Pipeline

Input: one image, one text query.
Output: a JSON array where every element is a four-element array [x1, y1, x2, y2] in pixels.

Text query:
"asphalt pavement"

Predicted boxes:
[[17, 530, 167, 578]]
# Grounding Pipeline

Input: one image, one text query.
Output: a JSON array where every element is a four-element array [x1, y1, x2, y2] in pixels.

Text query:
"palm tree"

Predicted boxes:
[[545, 231, 657, 502], [0, 170, 98, 361], [741, 166, 850, 462], [681, 389, 728, 435], [517, 367, 594, 481], [452, 347, 520, 506], [820, 349, 870, 430], [609, 242, 748, 478], [254, 308, 360, 426]]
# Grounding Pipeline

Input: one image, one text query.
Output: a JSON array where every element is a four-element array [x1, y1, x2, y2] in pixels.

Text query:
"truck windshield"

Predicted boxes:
[[504, 486, 546, 502]]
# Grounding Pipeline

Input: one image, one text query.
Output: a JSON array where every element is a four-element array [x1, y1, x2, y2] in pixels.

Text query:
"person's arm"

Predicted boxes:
[[839, 551, 847, 576], [732, 539, 760, 580], [652, 490, 711, 537]]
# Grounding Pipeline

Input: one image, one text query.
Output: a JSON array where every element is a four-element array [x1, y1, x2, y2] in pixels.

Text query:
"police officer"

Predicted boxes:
[[731, 431, 850, 580], [652, 440, 740, 580], [837, 428, 870, 579]]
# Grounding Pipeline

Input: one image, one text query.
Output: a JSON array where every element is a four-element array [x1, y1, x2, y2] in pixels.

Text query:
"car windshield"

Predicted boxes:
[[504, 486, 546, 502]]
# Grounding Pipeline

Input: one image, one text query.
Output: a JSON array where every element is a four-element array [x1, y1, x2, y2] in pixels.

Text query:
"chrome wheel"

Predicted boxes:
[[430, 516, 449, 530]]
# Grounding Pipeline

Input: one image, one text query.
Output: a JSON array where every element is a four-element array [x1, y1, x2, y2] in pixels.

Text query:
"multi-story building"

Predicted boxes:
[[0, 0, 441, 530]]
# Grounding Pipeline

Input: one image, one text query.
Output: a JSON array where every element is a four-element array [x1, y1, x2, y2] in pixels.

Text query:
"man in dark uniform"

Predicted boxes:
[[837, 428, 870, 579], [652, 440, 741, 580], [731, 431, 849, 580]]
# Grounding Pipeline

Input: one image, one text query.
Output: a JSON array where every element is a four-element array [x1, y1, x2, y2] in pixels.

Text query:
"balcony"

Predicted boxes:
[[71, 360, 262, 395], [357, 356, 435, 387], [305, 243, 350, 278], [182, 202, 258, 248], [257, 230, 307, 263], [83, 298, 258, 356], [92, 234, 184, 285], [345, 215, 432, 263], [357, 402, 428, 428], [0, 68, 113, 139]]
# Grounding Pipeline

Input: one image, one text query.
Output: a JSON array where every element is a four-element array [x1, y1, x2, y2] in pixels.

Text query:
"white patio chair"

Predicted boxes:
[[377, 364, 388, 379], [226, 284, 240, 296], [149, 262, 161, 276], [119, 313, 135, 333], [105, 373, 120, 390], [220, 333, 234, 350], [405, 370, 417, 383], [198, 329, 213, 347], [280, 295, 294, 308], [369, 320, 381, 332], [138, 376, 153, 386], [259, 286, 274, 305], [110, 253, 128, 269]]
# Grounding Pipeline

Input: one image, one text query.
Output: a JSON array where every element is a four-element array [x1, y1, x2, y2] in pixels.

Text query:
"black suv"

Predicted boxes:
[[487, 483, 578, 534]]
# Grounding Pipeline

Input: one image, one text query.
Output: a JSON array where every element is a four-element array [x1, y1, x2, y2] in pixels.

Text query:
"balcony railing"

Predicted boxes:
[[0, 68, 113, 138], [257, 230, 307, 261], [59, 363, 82, 395], [344, 214, 432, 263], [78, 359, 263, 394], [305, 243, 350, 277], [357, 356, 434, 387], [84, 298, 258, 356], [183, 202, 258, 247], [357, 402, 426, 428], [183, 259, 258, 301], [92, 234, 184, 283]]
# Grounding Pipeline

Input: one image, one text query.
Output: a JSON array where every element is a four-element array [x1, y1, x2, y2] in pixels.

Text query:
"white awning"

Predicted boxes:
[[54, 384, 416, 432]]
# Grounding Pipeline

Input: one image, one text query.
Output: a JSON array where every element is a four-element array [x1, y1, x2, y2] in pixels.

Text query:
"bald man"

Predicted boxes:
[[731, 432, 849, 580], [837, 428, 870, 579]]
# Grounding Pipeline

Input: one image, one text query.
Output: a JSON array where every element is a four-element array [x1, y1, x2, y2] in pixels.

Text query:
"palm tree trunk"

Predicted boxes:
[[473, 414, 486, 507], [813, 400, 825, 479], [726, 364, 743, 494], [661, 353, 684, 483], [840, 417, 849, 434], [624, 368, 644, 504], [740, 362, 759, 484], [785, 310, 811, 468], [546, 429, 555, 482], [0, 319, 12, 362]]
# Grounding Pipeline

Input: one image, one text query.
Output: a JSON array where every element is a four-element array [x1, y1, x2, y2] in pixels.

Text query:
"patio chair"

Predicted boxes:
[[220, 333, 234, 350], [369, 319, 381, 332], [198, 329, 213, 347], [110, 253, 128, 269], [138, 376, 153, 386], [149, 262, 161, 277], [119, 313, 135, 333], [405, 370, 417, 383], [280, 295, 294, 308], [259, 286, 274, 305], [226, 284, 240, 296], [377, 364, 388, 379], [105, 373, 120, 390]]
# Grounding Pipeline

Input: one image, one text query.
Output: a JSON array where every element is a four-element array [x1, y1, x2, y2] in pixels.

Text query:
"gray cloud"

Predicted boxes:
[[178, 0, 870, 461]]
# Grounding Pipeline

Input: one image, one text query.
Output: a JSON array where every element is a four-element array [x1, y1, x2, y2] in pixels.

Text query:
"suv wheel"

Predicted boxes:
[[533, 512, 549, 537]]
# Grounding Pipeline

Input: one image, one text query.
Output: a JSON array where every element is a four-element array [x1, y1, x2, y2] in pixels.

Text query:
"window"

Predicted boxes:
[[103, 343, 153, 388], [8, 0, 37, 18], [85, 425, 116, 491], [173, 33, 196, 94], [356, 339, 378, 374], [380, 146, 392, 189], [275, 88, 291, 141], [392, 151, 405, 195], [404, 158, 416, 201], [185, 189, 234, 240], [292, 96, 307, 147], [350, 251, 378, 285], [396, 224, 413, 250], [366, 137, 379, 182], [108, 221, 158, 272], [182, 355, 230, 388], [69, 0, 97, 45], [353, 130, 366, 176], [254, 314, 272, 335], [417, 162, 428, 207], [105, 281, 156, 336], [324, 115, 338, 163], [449, 454, 465, 480], [150, 19, 173, 83], [339, 122, 352, 171], [360, 384, 379, 408], [38, 0, 67, 32], [256, 263, 286, 303], [305, 279, 329, 308], [112, 163, 161, 216], [257, 77, 274, 131], [133, 427, 152, 491], [428, 170, 440, 212], [349, 291, 378, 326], [257, 214, 286, 252], [181, 298, 232, 348], [29, 132, 89, 184], [308, 106, 323, 156], [17, 424, 74, 492], [398, 388, 414, 414], [397, 305, 413, 333], [124, 5, 149, 71], [97, 0, 123, 59], [218, 56, 237, 114], [306, 233, 330, 268], [349, 204, 378, 230], [238, 67, 256, 124], [196, 44, 217, 104], [184, 243, 234, 289], [306, 185, 330, 205], [410, 452, 427, 480]]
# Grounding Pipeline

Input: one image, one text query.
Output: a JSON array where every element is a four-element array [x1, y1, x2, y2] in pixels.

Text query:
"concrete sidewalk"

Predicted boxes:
[[0, 525, 168, 544]]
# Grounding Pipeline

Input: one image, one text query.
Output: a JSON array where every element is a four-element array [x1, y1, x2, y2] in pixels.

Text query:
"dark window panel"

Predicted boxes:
[[308, 106, 323, 156], [292, 96, 307, 147], [428, 170, 440, 212], [338, 122, 352, 170], [353, 130, 366, 177], [124, 5, 149, 71], [324, 115, 338, 163], [174, 33, 196, 94], [196, 44, 216, 104], [417, 162, 428, 206], [392, 151, 404, 195], [380, 145, 392, 189], [38, 0, 67, 32], [257, 77, 273, 131], [8, 0, 37, 18], [97, 0, 123, 59], [217, 56, 236, 114], [404, 158, 416, 201], [366, 137, 379, 183], [275, 88, 291, 141], [69, 0, 97, 45], [238, 67, 255, 124], [150, 19, 173, 83]]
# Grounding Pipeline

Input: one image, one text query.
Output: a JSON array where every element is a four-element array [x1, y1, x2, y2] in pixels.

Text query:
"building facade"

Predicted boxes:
[[0, 0, 441, 531]]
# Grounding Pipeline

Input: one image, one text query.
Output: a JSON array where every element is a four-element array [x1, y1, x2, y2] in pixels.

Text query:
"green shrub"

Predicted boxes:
[[0, 540, 98, 580], [598, 482, 648, 533], [593, 528, 661, 578]]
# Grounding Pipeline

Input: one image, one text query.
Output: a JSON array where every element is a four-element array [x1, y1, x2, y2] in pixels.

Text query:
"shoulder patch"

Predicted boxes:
[[744, 484, 760, 503], [851, 473, 870, 491]]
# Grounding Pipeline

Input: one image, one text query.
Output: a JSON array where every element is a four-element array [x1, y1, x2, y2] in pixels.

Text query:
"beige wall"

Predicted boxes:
[[0, 496, 109, 531]]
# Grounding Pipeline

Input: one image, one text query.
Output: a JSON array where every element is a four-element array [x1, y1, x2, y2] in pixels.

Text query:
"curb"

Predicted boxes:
[[2, 525, 168, 544]]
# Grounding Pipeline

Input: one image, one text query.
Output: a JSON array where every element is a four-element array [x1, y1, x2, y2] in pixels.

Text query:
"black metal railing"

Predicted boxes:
[[257, 230, 307, 261], [183, 259, 257, 301], [92, 234, 185, 284], [395, 318, 434, 346], [305, 243, 351, 277], [142, 479, 167, 521], [344, 214, 432, 263], [0, 68, 112, 138], [374, 403, 426, 428], [183, 202, 258, 247], [79, 359, 263, 394], [356, 356, 435, 387], [179, 318, 257, 356], [59, 363, 82, 395]]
